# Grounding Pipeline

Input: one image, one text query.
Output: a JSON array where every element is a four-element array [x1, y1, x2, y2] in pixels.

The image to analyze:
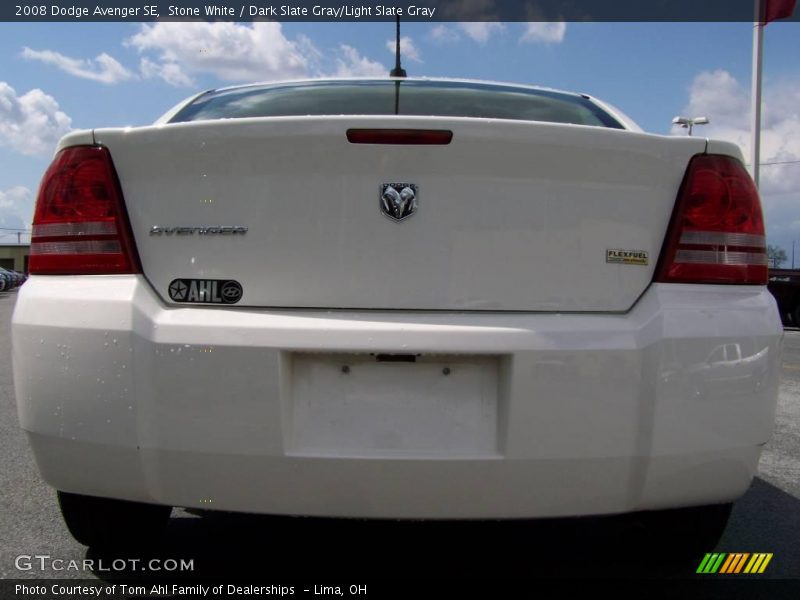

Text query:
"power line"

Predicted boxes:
[[760, 159, 800, 166], [761, 160, 800, 167], [746, 159, 800, 167], [0, 227, 31, 232]]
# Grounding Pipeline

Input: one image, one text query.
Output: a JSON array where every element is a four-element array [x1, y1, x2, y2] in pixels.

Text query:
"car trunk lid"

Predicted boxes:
[[95, 117, 706, 311]]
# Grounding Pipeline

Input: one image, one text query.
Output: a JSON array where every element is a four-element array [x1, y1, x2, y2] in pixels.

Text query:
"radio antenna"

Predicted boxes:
[[389, 15, 407, 78]]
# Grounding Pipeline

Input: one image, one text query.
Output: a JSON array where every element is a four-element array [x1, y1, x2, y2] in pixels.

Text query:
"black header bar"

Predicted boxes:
[[5, 1, 800, 23]]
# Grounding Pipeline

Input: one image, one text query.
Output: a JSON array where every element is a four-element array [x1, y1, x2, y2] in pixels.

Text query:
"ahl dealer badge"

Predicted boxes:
[[168, 279, 243, 304]]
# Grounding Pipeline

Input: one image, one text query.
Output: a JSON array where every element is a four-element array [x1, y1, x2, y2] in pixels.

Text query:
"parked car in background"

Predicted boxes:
[[767, 268, 800, 325], [13, 78, 782, 549], [0, 267, 21, 291]]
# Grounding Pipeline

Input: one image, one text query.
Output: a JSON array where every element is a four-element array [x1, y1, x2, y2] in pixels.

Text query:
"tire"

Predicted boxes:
[[793, 304, 800, 329], [57, 491, 172, 549]]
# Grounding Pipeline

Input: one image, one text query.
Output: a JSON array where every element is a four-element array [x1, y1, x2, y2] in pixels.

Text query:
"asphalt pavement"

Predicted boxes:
[[1, 288, 799, 585]]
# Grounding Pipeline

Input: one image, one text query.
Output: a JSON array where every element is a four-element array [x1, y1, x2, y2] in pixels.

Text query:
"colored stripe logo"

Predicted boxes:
[[697, 553, 773, 574]]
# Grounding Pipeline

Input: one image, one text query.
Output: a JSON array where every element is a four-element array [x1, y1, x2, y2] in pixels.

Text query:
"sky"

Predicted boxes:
[[1, 20, 799, 262]]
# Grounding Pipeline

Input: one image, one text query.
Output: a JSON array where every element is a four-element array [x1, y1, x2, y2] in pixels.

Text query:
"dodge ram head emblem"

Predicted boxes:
[[380, 183, 418, 222]]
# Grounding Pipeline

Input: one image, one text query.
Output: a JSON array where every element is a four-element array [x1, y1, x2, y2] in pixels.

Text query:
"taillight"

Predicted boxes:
[[654, 154, 767, 285], [30, 146, 140, 274]]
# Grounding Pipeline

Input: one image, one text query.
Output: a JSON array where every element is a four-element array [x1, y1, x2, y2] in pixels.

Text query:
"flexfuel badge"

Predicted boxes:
[[606, 249, 649, 266]]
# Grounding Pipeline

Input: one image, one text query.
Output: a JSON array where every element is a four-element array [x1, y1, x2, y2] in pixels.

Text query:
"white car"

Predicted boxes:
[[13, 78, 781, 548]]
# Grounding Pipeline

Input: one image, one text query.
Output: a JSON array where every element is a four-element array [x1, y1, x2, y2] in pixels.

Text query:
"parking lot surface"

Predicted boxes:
[[1, 288, 799, 582]]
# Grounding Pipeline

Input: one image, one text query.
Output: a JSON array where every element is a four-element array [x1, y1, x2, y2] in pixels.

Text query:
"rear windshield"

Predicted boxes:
[[170, 80, 625, 129]]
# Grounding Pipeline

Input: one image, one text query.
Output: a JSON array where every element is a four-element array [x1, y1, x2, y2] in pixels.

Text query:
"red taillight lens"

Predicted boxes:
[[30, 146, 140, 275], [346, 129, 453, 145], [655, 154, 767, 285]]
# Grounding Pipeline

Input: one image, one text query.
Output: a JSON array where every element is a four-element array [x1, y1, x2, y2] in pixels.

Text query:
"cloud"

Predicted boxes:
[[458, 22, 504, 44], [520, 22, 567, 44], [21, 47, 134, 84], [429, 25, 461, 43], [673, 69, 800, 247], [675, 70, 748, 130], [139, 58, 193, 87], [0, 82, 71, 157], [672, 69, 800, 194], [430, 22, 517, 45], [386, 36, 422, 63], [127, 22, 313, 85], [127, 22, 387, 86], [332, 45, 386, 77], [0, 186, 34, 240]]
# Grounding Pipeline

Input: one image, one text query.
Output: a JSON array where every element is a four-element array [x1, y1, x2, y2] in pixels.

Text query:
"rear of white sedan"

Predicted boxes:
[[12, 79, 781, 548]]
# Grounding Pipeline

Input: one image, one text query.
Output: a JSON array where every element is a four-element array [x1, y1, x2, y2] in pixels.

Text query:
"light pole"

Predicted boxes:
[[673, 116, 710, 136]]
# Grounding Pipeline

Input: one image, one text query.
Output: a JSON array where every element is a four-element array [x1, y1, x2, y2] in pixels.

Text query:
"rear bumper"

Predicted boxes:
[[13, 276, 781, 518]]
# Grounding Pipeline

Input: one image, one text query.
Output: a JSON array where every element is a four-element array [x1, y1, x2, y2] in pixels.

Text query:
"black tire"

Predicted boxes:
[[57, 491, 172, 549], [792, 304, 800, 329]]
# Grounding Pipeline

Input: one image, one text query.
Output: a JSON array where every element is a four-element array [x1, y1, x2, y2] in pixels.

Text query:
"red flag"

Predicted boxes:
[[763, 0, 797, 23]]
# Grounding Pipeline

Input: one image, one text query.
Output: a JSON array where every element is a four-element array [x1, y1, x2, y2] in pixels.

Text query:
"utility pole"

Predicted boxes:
[[751, 8, 764, 187], [750, 0, 799, 187]]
